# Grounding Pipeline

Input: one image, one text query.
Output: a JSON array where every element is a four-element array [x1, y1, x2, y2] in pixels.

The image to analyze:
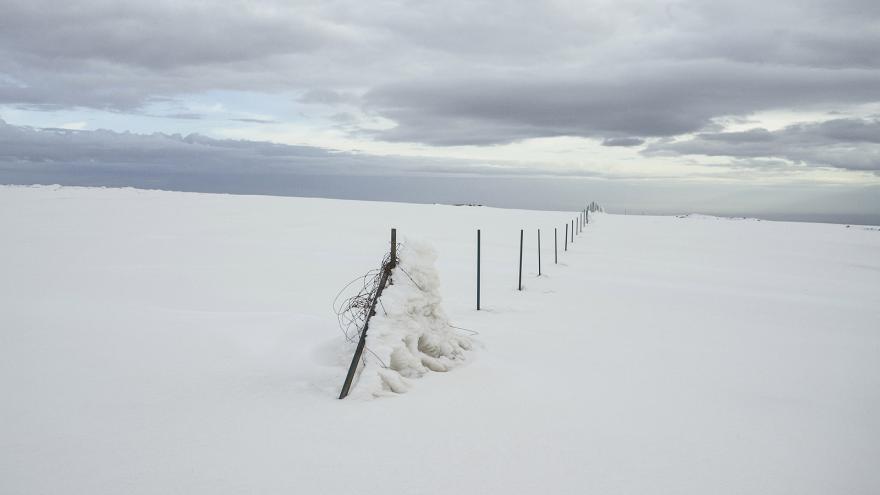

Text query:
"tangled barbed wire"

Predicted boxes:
[[331, 247, 399, 344], [332, 241, 478, 354]]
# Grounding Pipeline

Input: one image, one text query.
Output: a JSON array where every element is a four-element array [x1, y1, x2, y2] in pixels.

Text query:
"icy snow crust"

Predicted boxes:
[[1, 185, 879, 495], [351, 241, 471, 397]]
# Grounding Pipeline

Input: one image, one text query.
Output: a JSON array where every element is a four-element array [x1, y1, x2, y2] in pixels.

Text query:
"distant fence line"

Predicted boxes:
[[478, 202, 603, 304], [338, 202, 604, 398]]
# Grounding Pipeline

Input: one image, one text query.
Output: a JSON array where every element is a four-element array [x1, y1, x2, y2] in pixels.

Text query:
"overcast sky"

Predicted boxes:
[[1, 0, 878, 221]]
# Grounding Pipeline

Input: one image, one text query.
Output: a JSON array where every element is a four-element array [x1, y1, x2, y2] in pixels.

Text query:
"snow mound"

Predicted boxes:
[[349, 241, 472, 398]]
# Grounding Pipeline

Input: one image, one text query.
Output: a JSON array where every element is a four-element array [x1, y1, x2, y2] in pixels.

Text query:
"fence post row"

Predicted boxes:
[[339, 228, 396, 400], [346, 203, 599, 398]]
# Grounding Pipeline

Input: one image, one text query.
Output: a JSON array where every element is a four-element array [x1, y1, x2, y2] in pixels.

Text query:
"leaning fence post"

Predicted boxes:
[[477, 229, 481, 310], [338, 228, 396, 399], [571, 220, 575, 242], [518, 229, 523, 291], [554, 227, 558, 264], [564, 224, 568, 251]]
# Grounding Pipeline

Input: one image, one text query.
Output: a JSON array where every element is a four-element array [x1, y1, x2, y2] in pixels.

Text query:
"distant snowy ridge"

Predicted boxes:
[[349, 241, 472, 398], [676, 213, 762, 221]]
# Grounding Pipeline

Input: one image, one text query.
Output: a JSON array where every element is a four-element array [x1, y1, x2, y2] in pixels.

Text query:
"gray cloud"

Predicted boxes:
[[363, 63, 880, 146], [646, 1, 880, 69], [0, 0, 878, 171], [0, 118, 602, 179], [645, 118, 880, 172], [298, 89, 359, 105], [602, 137, 645, 147], [0, 119, 411, 176], [164, 113, 205, 120], [0, 1, 341, 69], [0, 1, 875, 106], [0, 1, 369, 109], [2, 119, 878, 224]]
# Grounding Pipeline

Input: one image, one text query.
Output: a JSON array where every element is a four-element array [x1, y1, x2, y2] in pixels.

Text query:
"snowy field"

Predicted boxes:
[[2, 185, 879, 495]]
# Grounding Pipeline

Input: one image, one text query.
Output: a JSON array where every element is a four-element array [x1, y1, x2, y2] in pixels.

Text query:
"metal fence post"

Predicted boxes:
[[537, 228, 542, 276], [339, 228, 396, 399], [477, 229, 481, 310], [518, 229, 523, 290]]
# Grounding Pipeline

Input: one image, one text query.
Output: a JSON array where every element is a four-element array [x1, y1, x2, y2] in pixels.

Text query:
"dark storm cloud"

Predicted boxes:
[[645, 118, 880, 172]]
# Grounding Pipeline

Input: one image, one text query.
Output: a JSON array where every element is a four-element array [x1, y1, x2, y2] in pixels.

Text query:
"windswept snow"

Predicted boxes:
[[350, 241, 472, 397], [1, 185, 879, 495]]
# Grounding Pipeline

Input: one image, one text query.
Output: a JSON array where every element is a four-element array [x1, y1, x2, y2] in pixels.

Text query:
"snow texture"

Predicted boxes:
[[1, 185, 878, 495], [350, 241, 471, 397]]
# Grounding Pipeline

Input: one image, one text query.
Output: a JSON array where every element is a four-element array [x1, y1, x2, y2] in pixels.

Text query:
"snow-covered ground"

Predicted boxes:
[[1, 185, 878, 494]]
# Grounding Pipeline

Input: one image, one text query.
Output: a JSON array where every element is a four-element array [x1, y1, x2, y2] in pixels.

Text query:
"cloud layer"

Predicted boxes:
[[1, 0, 879, 176], [646, 118, 880, 172]]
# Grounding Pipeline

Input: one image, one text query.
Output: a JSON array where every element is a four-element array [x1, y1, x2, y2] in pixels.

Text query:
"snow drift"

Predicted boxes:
[[349, 241, 472, 398], [3, 185, 878, 495]]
